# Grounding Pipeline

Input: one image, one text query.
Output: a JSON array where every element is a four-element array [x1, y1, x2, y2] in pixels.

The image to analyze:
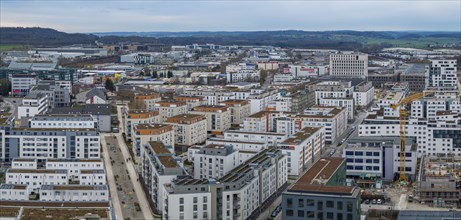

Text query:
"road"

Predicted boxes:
[[115, 105, 156, 220], [100, 134, 124, 219], [3, 97, 21, 117], [261, 72, 274, 90]]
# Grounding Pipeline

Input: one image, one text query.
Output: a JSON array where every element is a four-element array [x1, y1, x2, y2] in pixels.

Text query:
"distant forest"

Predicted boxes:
[[1, 27, 460, 50]]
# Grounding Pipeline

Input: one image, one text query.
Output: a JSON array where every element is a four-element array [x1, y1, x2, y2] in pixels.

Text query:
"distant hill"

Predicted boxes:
[[0, 27, 98, 46], [1, 27, 460, 50]]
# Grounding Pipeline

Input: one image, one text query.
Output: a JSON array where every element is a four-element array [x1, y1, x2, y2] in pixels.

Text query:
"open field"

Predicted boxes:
[[0, 45, 28, 51]]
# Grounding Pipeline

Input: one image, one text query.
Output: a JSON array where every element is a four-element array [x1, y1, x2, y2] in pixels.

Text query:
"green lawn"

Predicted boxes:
[[0, 45, 28, 51]]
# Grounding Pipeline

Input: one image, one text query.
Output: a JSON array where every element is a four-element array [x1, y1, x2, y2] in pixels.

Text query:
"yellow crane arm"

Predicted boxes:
[[390, 90, 436, 110]]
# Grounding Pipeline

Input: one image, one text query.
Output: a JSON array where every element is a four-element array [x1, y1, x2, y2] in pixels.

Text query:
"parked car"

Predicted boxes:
[[364, 199, 370, 204], [372, 199, 377, 204], [377, 199, 383, 204]]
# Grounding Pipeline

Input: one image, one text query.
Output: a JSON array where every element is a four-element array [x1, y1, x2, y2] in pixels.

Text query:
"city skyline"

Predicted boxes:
[[1, 0, 460, 32]]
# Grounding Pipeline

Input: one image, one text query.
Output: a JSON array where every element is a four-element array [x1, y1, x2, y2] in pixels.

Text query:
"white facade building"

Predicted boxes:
[[427, 60, 458, 92], [17, 92, 49, 119], [193, 145, 239, 179], [39, 185, 109, 202], [279, 126, 326, 176], [30, 114, 96, 129], [330, 52, 368, 78]]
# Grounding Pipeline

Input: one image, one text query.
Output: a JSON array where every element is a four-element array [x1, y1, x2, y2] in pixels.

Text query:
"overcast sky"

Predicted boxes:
[[1, 0, 460, 33]]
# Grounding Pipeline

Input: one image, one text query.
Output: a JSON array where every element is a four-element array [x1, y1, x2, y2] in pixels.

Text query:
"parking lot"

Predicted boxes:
[[105, 136, 144, 220]]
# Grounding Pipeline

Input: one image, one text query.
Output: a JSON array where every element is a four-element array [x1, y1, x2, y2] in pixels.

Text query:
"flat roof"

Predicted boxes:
[[225, 130, 287, 136], [20, 207, 109, 220], [294, 157, 345, 185], [134, 123, 172, 130], [41, 185, 107, 191], [290, 184, 356, 194], [148, 141, 170, 154], [281, 127, 322, 145], [7, 169, 67, 174], [158, 156, 180, 168], [192, 105, 228, 112], [0, 184, 27, 190], [221, 99, 249, 105], [166, 114, 204, 124]]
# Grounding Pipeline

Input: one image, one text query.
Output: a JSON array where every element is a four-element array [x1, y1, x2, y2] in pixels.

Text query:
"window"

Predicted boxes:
[[347, 202, 353, 212], [326, 200, 334, 208], [193, 197, 198, 203], [179, 205, 184, 212], [337, 201, 343, 210], [337, 213, 344, 220], [327, 212, 334, 219], [355, 152, 363, 156], [366, 152, 373, 156], [345, 151, 353, 156], [298, 210, 304, 217], [347, 214, 353, 220], [203, 204, 207, 210], [286, 209, 293, 216], [307, 211, 315, 218], [193, 205, 197, 211], [317, 201, 323, 210], [287, 198, 293, 208], [298, 198, 304, 208], [307, 199, 314, 206]]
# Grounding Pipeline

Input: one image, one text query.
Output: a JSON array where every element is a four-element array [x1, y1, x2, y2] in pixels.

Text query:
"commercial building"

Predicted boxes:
[[133, 124, 175, 159], [330, 52, 368, 78], [10, 74, 37, 97], [123, 109, 161, 142], [279, 126, 326, 176], [165, 114, 207, 148], [282, 157, 361, 220], [141, 141, 185, 213], [153, 100, 188, 122], [344, 136, 417, 181], [190, 105, 231, 134], [400, 63, 428, 92], [220, 99, 251, 126], [31, 80, 71, 108], [17, 91, 49, 119]]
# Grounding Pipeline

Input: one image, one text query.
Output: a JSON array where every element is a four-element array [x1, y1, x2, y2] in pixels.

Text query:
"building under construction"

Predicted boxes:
[[417, 156, 461, 208]]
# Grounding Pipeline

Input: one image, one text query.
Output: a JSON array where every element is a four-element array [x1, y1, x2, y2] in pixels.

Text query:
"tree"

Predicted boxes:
[[105, 78, 116, 92], [0, 79, 11, 96], [167, 71, 173, 78]]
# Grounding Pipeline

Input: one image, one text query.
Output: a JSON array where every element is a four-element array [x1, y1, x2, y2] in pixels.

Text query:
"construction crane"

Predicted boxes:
[[390, 90, 435, 183]]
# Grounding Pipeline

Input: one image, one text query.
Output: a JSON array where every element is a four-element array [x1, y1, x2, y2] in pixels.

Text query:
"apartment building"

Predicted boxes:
[[10, 74, 37, 97], [279, 127, 325, 176], [163, 147, 287, 220], [282, 157, 361, 220], [190, 105, 231, 134], [133, 93, 162, 110], [44, 158, 105, 183], [375, 90, 405, 117], [123, 109, 161, 141], [183, 87, 235, 105], [50, 104, 112, 132], [411, 93, 461, 121], [141, 141, 185, 213], [29, 114, 96, 129], [0, 126, 100, 162], [17, 91, 49, 119], [220, 99, 251, 126], [165, 114, 207, 147], [193, 144, 238, 179], [330, 52, 368, 78], [427, 60, 458, 92], [353, 81, 375, 107], [297, 107, 348, 144], [206, 138, 267, 153], [133, 124, 174, 159], [223, 130, 288, 146], [153, 100, 188, 122], [0, 184, 31, 201], [39, 185, 109, 202], [173, 95, 207, 111], [308, 81, 355, 120], [5, 169, 69, 190], [359, 107, 461, 157], [242, 111, 268, 132], [400, 63, 428, 92], [344, 136, 417, 181]]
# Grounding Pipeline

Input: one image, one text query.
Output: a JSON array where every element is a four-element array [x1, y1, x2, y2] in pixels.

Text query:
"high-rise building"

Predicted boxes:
[[426, 60, 458, 92], [330, 52, 368, 78]]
